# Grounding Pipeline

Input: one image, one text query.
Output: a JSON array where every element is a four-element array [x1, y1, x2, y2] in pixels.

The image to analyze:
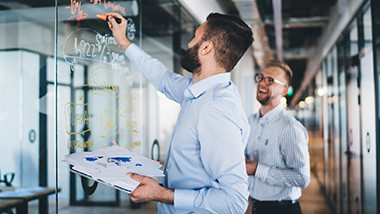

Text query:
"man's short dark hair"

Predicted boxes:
[[265, 59, 293, 86], [203, 13, 253, 72]]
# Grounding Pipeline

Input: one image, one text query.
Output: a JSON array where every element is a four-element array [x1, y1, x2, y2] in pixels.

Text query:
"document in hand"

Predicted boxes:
[[63, 145, 164, 193]]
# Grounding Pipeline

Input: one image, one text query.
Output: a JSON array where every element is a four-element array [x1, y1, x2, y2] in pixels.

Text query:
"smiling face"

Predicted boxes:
[[256, 66, 288, 106]]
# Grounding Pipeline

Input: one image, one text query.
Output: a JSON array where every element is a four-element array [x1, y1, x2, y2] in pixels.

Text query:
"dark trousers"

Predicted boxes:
[[251, 199, 302, 214]]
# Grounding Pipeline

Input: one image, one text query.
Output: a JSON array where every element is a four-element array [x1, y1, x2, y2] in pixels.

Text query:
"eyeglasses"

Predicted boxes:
[[255, 73, 286, 86]]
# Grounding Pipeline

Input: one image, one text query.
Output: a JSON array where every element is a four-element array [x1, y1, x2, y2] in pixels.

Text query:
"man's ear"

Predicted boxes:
[[200, 41, 213, 55], [281, 86, 289, 96]]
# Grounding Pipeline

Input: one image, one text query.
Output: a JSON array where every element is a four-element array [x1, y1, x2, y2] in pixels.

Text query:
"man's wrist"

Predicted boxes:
[[119, 40, 132, 51], [157, 186, 174, 205], [253, 162, 258, 175]]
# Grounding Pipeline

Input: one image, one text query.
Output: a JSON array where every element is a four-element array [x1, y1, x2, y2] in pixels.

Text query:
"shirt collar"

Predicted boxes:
[[258, 103, 284, 123], [185, 73, 231, 99]]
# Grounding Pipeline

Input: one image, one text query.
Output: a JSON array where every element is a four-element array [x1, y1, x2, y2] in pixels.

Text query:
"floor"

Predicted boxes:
[[298, 172, 334, 214]]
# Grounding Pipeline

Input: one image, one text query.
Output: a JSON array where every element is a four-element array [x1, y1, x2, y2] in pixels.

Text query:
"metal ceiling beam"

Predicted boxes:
[[264, 16, 329, 29], [272, 0, 283, 60], [261, 47, 316, 60], [282, 47, 316, 60]]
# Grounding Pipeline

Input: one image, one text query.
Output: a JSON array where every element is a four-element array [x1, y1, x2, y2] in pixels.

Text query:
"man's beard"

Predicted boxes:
[[256, 91, 271, 105], [180, 42, 201, 73], [257, 96, 270, 105]]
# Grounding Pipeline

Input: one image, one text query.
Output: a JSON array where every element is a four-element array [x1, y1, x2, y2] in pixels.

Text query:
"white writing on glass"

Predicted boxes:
[[63, 29, 126, 69]]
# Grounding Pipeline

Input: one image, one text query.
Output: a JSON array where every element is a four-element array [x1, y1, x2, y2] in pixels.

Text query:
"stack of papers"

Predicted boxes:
[[63, 145, 164, 193]]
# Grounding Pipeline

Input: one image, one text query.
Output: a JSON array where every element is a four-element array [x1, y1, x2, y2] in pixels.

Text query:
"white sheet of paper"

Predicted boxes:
[[63, 145, 164, 193]]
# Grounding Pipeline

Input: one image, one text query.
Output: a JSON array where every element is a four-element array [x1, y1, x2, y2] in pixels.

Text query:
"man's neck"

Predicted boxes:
[[192, 71, 202, 83], [260, 100, 281, 117], [192, 67, 226, 83]]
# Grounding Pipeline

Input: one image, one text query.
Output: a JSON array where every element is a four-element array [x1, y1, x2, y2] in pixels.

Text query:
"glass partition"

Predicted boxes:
[[57, 0, 142, 206], [0, 0, 197, 212], [0, 0, 58, 212]]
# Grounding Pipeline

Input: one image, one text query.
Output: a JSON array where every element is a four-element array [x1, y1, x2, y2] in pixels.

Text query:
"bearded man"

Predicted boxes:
[[107, 12, 254, 213], [245, 59, 310, 214]]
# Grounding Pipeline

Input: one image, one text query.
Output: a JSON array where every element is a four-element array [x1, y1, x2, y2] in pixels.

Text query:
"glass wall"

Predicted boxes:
[[296, 2, 378, 214], [0, 0, 197, 212]]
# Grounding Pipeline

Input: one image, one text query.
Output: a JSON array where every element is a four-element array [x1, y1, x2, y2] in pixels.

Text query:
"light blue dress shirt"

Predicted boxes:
[[245, 104, 310, 201], [125, 44, 250, 213]]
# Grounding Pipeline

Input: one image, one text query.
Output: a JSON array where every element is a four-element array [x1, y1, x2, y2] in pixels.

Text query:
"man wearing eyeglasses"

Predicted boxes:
[[245, 59, 310, 214]]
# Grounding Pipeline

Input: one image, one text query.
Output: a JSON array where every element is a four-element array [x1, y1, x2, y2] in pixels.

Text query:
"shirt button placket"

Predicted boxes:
[[258, 122, 265, 144]]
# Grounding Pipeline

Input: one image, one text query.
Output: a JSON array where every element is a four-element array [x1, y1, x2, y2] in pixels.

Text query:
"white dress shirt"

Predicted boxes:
[[245, 103, 310, 201]]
